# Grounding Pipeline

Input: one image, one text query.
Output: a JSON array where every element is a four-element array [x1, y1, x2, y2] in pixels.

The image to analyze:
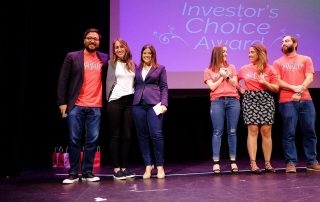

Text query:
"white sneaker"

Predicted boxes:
[[62, 174, 79, 184]]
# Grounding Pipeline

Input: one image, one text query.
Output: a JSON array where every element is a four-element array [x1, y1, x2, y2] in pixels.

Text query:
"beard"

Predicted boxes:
[[85, 44, 98, 53], [281, 44, 294, 54]]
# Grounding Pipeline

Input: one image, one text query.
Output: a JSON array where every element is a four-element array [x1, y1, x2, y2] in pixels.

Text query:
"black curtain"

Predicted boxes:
[[1, 0, 110, 176]]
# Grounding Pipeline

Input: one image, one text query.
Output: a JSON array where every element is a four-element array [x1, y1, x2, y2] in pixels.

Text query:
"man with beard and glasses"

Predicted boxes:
[[273, 35, 320, 173], [57, 28, 108, 184]]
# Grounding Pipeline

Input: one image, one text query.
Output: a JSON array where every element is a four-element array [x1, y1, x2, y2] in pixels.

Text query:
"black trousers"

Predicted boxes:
[[107, 94, 133, 168]]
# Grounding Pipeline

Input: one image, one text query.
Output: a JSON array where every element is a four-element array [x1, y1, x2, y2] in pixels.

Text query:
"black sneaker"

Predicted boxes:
[[62, 174, 79, 184], [113, 170, 126, 180], [122, 169, 136, 179], [81, 172, 100, 182]]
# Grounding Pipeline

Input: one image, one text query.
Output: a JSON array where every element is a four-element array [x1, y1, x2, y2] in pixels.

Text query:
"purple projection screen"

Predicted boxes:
[[110, 0, 320, 89]]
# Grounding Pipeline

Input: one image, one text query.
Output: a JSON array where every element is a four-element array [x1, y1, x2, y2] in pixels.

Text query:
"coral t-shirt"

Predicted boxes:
[[204, 64, 240, 101], [273, 54, 314, 103], [75, 52, 103, 107], [238, 64, 278, 91]]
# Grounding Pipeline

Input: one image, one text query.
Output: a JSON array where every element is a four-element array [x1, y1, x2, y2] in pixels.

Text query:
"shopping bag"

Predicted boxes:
[[57, 146, 65, 168], [63, 147, 70, 169], [93, 146, 101, 168], [52, 146, 59, 168]]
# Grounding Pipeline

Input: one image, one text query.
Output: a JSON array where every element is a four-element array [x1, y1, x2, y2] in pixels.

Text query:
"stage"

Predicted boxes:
[[1, 159, 319, 201]]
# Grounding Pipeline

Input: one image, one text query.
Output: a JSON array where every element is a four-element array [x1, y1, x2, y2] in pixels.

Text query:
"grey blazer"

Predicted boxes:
[[106, 60, 116, 101]]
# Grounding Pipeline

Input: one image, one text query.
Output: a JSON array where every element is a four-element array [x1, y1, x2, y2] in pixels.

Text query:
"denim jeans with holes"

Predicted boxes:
[[210, 97, 240, 161]]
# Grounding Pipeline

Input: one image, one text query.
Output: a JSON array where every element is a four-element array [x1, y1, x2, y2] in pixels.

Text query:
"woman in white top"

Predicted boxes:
[[106, 38, 136, 180]]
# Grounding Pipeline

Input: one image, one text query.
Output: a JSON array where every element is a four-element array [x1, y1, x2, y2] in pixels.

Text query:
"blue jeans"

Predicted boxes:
[[67, 106, 101, 174], [279, 101, 318, 165], [132, 100, 164, 166], [210, 97, 240, 161]]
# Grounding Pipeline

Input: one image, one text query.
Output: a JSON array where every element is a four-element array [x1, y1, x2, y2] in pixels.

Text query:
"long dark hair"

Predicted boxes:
[[139, 44, 159, 68]]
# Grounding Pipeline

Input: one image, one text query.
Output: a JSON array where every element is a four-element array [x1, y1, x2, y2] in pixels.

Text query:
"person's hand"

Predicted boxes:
[[258, 73, 267, 84], [292, 93, 301, 101], [59, 105, 67, 118], [161, 105, 167, 113], [239, 88, 246, 94], [219, 68, 228, 78], [292, 85, 304, 93]]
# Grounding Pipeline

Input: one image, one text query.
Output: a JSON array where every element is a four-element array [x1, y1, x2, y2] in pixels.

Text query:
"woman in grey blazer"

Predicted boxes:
[[106, 38, 136, 180]]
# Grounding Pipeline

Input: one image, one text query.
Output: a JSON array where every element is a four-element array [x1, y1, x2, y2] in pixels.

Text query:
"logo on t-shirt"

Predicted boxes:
[[244, 72, 259, 80], [84, 61, 102, 71], [281, 63, 303, 71]]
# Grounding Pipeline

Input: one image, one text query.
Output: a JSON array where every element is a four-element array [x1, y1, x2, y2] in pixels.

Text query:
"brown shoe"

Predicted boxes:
[[285, 163, 296, 173], [307, 163, 320, 171]]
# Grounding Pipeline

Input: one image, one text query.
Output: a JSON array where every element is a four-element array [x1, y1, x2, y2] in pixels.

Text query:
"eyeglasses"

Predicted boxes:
[[85, 37, 99, 41]]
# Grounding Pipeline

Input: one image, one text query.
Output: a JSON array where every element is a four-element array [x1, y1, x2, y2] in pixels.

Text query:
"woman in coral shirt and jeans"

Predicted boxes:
[[204, 45, 240, 174]]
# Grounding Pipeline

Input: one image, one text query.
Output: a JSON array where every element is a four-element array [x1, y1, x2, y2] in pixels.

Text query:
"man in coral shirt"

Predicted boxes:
[[57, 28, 108, 183], [273, 35, 320, 173]]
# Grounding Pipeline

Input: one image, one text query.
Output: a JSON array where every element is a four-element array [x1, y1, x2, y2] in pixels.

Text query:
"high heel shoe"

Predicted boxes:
[[212, 161, 221, 174], [264, 161, 276, 173], [157, 166, 165, 179], [250, 160, 262, 175], [230, 160, 239, 174], [143, 165, 154, 179]]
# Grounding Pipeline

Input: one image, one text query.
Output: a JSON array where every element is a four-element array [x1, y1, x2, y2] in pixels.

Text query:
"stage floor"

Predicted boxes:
[[1, 160, 320, 202]]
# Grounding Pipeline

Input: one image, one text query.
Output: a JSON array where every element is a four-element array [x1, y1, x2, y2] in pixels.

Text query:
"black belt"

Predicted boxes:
[[218, 96, 236, 99]]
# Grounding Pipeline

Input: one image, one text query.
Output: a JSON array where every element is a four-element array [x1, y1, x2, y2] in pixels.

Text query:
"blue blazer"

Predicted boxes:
[[57, 50, 109, 112], [133, 65, 168, 106]]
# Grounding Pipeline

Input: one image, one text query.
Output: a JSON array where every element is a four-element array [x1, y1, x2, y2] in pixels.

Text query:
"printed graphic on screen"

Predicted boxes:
[[110, 0, 320, 88]]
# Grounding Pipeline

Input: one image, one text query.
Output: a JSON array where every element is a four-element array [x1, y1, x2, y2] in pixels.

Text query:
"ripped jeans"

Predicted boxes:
[[210, 97, 241, 161]]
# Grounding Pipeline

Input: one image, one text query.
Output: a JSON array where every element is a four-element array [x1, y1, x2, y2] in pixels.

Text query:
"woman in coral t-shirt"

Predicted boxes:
[[204, 46, 240, 174], [238, 43, 279, 174]]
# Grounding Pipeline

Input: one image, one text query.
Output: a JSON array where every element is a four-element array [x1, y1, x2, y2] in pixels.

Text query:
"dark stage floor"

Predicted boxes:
[[1, 160, 320, 202]]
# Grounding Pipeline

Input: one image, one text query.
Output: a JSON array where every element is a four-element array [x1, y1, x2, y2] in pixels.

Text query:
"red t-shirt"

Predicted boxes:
[[238, 64, 278, 91], [204, 64, 240, 101], [75, 52, 103, 107], [273, 54, 314, 103]]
